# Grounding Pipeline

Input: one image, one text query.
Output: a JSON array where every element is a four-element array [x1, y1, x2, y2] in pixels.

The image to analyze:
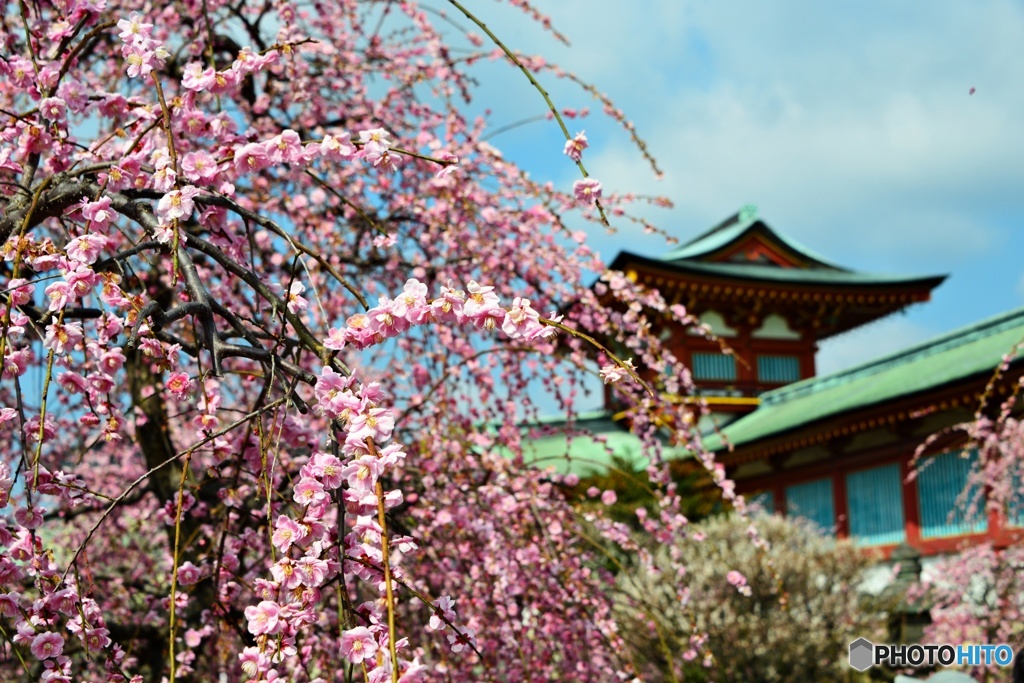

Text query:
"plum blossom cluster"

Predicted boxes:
[[117, 13, 169, 79], [0, 465, 125, 682], [240, 367, 478, 680], [325, 279, 558, 351]]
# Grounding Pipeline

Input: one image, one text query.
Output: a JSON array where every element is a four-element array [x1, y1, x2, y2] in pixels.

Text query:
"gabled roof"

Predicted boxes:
[[659, 205, 846, 270], [704, 306, 1024, 452], [610, 206, 946, 292], [607, 207, 947, 340]]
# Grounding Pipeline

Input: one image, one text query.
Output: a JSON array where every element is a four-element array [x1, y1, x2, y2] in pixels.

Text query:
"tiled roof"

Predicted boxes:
[[704, 306, 1024, 451]]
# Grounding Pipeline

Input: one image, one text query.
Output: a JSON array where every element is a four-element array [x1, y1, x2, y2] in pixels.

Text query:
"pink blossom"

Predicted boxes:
[[268, 129, 305, 164], [177, 561, 202, 585], [320, 133, 355, 161], [324, 327, 346, 350], [563, 131, 588, 162], [6, 278, 33, 306], [463, 280, 501, 323], [39, 97, 67, 121], [447, 626, 477, 653], [601, 490, 617, 506], [116, 12, 153, 43], [152, 164, 178, 193], [435, 152, 459, 178], [501, 297, 544, 339], [310, 451, 344, 489], [429, 595, 456, 630], [30, 631, 64, 660], [280, 280, 308, 314], [358, 128, 393, 148], [573, 178, 602, 204], [88, 372, 116, 394], [157, 185, 201, 222], [66, 234, 109, 264], [341, 456, 382, 491], [122, 43, 167, 79], [431, 284, 465, 323], [165, 372, 194, 400], [373, 233, 397, 249], [43, 319, 83, 354], [599, 360, 634, 384], [293, 477, 327, 507], [82, 196, 114, 226], [206, 69, 242, 95], [181, 151, 219, 183], [314, 367, 355, 418], [726, 569, 751, 595], [270, 558, 305, 590], [0, 593, 20, 616], [244, 600, 282, 636], [66, 266, 99, 300], [234, 142, 271, 174], [347, 408, 394, 443], [45, 282, 72, 311], [272, 515, 304, 552], [340, 626, 378, 664]]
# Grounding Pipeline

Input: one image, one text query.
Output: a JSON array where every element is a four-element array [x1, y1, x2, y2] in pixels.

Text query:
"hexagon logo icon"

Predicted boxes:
[[849, 638, 874, 672]]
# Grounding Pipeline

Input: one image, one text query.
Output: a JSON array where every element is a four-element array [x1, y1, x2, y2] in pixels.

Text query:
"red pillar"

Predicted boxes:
[[901, 456, 921, 547]]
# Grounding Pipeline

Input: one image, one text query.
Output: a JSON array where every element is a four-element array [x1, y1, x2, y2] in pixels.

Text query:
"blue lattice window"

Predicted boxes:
[[785, 478, 834, 533], [749, 490, 775, 515], [847, 464, 906, 546], [1005, 467, 1024, 527], [917, 450, 986, 539], [691, 352, 736, 381], [757, 355, 801, 383]]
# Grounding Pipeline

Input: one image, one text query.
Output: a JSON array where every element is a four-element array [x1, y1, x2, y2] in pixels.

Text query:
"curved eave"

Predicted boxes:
[[610, 251, 947, 291], [664, 221, 849, 271]]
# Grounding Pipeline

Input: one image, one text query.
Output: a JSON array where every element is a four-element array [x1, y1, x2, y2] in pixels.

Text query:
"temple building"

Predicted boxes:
[[526, 207, 1024, 558]]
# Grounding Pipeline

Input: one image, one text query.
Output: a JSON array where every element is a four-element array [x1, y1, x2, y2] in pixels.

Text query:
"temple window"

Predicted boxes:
[[757, 355, 802, 383], [785, 478, 835, 533], [691, 352, 737, 381], [916, 449, 986, 538], [847, 464, 906, 546]]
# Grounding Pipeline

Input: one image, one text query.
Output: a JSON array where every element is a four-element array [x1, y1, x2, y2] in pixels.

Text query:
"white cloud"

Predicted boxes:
[[463, 1, 1024, 263], [816, 315, 938, 376], [449, 1, 1024, 372]]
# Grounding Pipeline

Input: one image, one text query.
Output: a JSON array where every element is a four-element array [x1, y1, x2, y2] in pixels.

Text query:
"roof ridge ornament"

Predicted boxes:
[[738, 204, 758, 223]]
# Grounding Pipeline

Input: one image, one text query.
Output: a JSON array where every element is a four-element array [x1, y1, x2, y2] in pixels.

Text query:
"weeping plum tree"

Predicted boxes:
[[908, 359, 1024, 681], [0, 1, 748, 681]]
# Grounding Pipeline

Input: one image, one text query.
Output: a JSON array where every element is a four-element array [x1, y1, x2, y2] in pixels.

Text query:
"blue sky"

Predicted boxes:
[[449, 0, 1024, 375]]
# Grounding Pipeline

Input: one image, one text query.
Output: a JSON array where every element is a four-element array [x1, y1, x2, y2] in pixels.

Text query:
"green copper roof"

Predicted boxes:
[[517, 412, 691, 476], [704, 306, 1024, 451], [659, 207, 846, 270]]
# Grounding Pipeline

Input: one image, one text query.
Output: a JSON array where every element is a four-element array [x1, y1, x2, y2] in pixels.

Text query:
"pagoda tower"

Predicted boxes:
[[608, 206, 946, 425]]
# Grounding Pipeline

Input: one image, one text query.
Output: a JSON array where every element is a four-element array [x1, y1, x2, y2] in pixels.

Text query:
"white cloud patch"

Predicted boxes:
[[463, 1, 1024, 259], [816, 315, 938, 376], [442, 0, 1024, 373]]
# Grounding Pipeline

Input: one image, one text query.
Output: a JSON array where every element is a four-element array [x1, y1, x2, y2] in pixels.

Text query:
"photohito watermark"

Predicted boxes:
[[848, 638, 1015, 672]]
